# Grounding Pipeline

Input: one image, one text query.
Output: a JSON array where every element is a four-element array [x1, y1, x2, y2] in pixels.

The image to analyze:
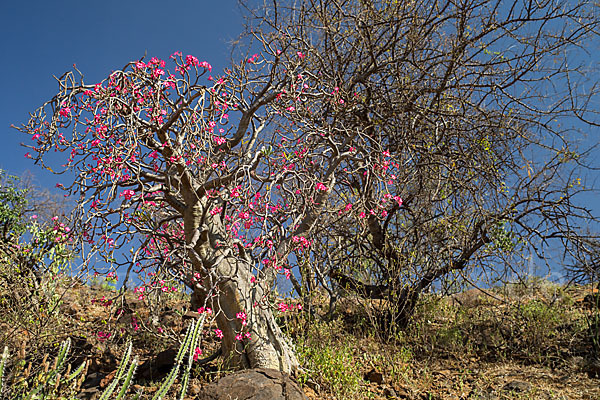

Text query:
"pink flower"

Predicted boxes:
[[193, 347, 202, 361], [315, 182, 328, 191], [213, 136, 227, 145], [199, 61, 212, 71], [152, 68, 165, 78], [97, 331, 111, 342], [297, 51, 305, 58], [186, 55, 199, 66], [214, 329, 224, 339], [120, 190, 135, 200]]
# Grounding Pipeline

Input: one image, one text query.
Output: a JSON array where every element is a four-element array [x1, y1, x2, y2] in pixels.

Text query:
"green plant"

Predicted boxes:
[[97, 341, 137, 400], [1, 338, 87, 400], [0, 314, 206, 399], [0, 346, 8, 398], [296, 320, 363, 398], [0, 170, 77, 353]]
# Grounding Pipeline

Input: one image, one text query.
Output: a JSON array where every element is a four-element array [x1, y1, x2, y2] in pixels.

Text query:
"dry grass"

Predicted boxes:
[[1, 276, 599, 399]]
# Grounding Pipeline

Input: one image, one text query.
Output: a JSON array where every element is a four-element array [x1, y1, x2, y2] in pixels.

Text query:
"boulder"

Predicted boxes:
[[136, 348, 177, 381], [197, 368, 307, 400]]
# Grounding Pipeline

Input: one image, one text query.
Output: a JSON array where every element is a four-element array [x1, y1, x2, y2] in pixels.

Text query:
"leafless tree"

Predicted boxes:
[[242, 0, 600, 330]]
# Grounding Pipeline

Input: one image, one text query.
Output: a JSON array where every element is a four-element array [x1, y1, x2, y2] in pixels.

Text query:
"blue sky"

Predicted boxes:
[[1, 0, 242, 181]]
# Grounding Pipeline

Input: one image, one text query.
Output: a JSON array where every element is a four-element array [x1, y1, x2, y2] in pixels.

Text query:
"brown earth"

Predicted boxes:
[[1, 278, 599, 399]]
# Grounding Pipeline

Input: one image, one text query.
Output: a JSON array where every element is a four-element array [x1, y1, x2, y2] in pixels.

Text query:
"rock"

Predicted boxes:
[[78, 387, 101, 400], [136, 348, 177, 381], [394, 386, 412, 399], [382, 385, 397, 397], [189, 382, 203, 395], [470, 389, 499, 400], [197, 368, 307, 400], [502, 380, 531, 393], [365, 368, 384, 384], [584, 358, 600, 378], [99, 369, 116, 388], [81, 372, 105, 389]]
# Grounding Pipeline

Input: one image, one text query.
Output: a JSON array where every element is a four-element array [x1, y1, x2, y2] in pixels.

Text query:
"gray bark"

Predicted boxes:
[[185, 204, 299, 374]]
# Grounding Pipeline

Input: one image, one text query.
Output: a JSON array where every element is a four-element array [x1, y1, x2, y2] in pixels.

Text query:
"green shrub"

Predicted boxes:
[[295, 320, 364, 399]]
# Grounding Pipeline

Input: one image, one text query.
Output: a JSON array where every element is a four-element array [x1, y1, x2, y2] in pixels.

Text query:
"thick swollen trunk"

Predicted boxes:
[[186, 211, 299, 374], [193, 256, 299, 373]]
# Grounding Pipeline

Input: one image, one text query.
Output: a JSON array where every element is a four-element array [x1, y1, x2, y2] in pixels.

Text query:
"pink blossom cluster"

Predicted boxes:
[[50, 216, 71, 243], [97, 331, 111, 342], [236, 311, 247, 326], [134, 279, 178, 301], [291, 235, 311, 249], [315, 182, 328, 191], [278, 302, 302, 312], [91, 296, 113, 307], [213, 135, 227, 145], [193, 347, 203, 361], [235, 332, 252, 341]]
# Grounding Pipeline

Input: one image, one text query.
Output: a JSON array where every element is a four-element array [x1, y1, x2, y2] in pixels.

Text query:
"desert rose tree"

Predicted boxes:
[[17, 49, 402, 372]]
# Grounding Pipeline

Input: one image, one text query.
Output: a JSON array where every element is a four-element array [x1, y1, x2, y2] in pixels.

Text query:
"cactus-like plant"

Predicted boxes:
[[98, 341, 137, 400], [0, 313, 207, 399], [0, 346, 8, 398], [151, 313, 205, 400], [0, 338, 87, 400]]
